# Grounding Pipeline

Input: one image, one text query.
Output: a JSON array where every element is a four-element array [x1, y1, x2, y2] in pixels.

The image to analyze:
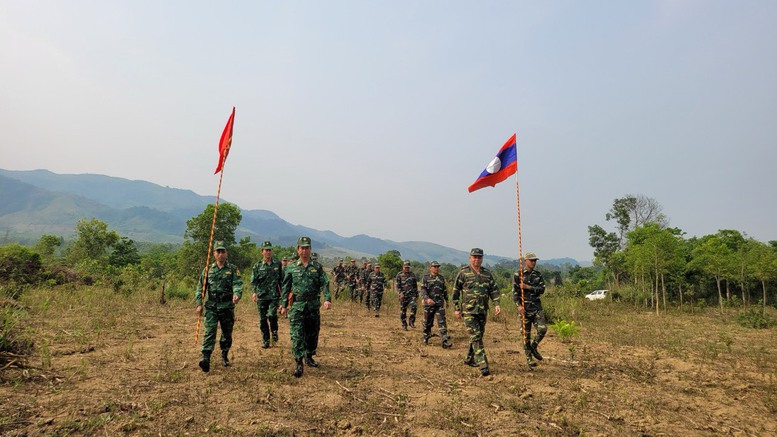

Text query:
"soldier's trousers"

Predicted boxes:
[[422, 303, 448, 341], [348, 283, 358, 301], [334, 281, 344, 299], [256, 299, 278, 343], [202, 305, 235, 355], [365, 288, 371, 309], [519, 309, 547, 346], [371, 290, 384, 313], [288, 302, 321, 359], [463, 313, 489, 370], [400, 295, 418, 326]]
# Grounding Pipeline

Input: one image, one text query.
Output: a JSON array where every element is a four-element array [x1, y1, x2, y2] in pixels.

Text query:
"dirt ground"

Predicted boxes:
[[1, 287, 776, 436]]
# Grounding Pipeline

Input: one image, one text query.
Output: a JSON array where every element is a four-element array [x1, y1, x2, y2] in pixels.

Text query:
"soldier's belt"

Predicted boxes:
[[209, 294, 233, 303], [293, 295, 319, 302]]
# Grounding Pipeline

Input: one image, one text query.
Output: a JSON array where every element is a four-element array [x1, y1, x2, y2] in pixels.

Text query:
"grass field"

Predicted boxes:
[[1, 285, 776, 436]]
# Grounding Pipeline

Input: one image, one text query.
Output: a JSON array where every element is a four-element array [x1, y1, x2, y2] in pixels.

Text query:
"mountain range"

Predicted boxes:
[[0, 168, 583, 266]]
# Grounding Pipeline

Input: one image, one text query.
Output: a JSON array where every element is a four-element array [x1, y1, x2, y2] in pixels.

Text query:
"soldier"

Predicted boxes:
[[453, 248, 501, 377], [366, 263, 386, 317], [421, 261, 451, 348], [345, 259, 359, 301], [195, 241, 243, 372], [281, 256, 289, 269], [395, 261, 419, 330], [332, 259, 346, 300], [250, 241, 283, 349], [279, 237, 332, 378], [359, 261, 372, 311], [513, 252, 547, 367]]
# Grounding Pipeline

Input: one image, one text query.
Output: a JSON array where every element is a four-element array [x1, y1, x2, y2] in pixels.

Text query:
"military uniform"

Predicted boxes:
[[332, 262, 345, 299], [420, 262, 450, 348], [250, 241, 284, 348], [282, 237, 331, 377], [345, 261, 359, 301], [395, 263, 419, 329], [360, 263, 372, 307], [453, 249, 500, 373], [195, 243, 243, 371], [366, 267, 386, 316], [513, 252, 547, 366]]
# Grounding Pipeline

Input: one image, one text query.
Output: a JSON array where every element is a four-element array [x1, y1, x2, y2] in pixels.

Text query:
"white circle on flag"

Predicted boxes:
[[486, 157, 502, 174]]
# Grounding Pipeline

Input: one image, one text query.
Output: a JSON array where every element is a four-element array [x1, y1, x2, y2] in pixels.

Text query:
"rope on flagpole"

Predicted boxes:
[[194, 161, 226, 345], [515, 172, 528, 354]]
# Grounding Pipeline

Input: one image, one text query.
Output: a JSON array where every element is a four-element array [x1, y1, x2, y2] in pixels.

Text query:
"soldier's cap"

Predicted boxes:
[[339, 259, 344, 263], [350, 259, 356, 262], [374, 264, 380, 268], [213, 241, 227, 251], [430, 261, 440, 267], [470, 248, 484, 257], [282, 256, 288, 261], [260, 241, 273, 250], [311, 252, 319, 260], [403, 261, 411, 267], [524, 252, 539, 260], [297, 236, 312, 247]]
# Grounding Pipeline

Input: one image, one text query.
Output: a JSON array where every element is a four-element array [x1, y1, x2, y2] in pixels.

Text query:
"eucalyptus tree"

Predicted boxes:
[[624, 224, 685, 314], [751, 241, 777, 315], [690, 235, 733, 312]]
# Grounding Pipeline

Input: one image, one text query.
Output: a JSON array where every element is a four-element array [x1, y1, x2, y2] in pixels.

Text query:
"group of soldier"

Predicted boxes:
[[195, 237, 547, 378]]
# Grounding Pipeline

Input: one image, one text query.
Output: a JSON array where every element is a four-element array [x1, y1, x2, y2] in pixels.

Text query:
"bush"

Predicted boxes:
[[166, 277, 195, 301], [550, 320, 580, 343], [0, 244, 43, 285], [737, 309, 775, 329]]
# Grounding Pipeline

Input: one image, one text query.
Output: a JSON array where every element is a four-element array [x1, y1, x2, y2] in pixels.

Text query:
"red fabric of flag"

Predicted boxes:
[[214, 107, 235, 174], [467, 134, 518, 193]]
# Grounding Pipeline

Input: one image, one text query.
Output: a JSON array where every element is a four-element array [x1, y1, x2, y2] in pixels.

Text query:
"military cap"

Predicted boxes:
[[430, 261, 440, 267], [524, 252, 539, 260], [282, 256, 288, 261], [403, 261, 411, 267], [311, 252, 319, 260], [470, 248, 484, 256], [374, 264, 381, 268], [213, 241, 227, 251], [260, 241, 273, 250], [297, 236, 312, 247], [339, 259, 344, 263]]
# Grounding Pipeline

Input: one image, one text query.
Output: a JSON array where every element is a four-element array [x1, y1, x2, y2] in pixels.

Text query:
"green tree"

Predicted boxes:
[[0, 244, 42, 286], [588, 224, 621, 287], [690, 235, 733, 312], [109, 237, 141, 267], [378, 251, 403, 281], [178, 203, 242, 278], [35, 234, 62, 260], [67, 218, 120, 266], [624, 224, 685, 314], [751, 241, 777, 315]]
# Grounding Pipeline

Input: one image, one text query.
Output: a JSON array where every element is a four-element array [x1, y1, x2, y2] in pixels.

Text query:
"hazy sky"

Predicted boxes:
[[2, 1, 775, 262]]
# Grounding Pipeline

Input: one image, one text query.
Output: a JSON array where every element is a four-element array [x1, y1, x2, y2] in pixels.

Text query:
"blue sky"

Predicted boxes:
[[1, 1, 775, 262]]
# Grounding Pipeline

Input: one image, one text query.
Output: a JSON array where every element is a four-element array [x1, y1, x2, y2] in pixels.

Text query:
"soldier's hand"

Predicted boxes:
[[323, 301, 331, 310], [517, 305, 525, 316], [454, 310, 461, 318], [232, 294, 239, 304], [252, 293, 258, 303], [196, 305, 202, 316], [425, 298, 434, 305], [494, 305, 501, 316], [279, 306, 286, 316]]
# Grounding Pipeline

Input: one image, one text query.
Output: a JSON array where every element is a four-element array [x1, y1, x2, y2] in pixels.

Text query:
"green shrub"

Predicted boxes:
[[166, 277, 195, 301], [550, 319, 580, 343], [737, 309, 775, 329], [0, 244, 43, 286]]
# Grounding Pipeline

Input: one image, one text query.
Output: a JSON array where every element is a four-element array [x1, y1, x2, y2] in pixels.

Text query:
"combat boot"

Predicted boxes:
[[402, 321, 408, 331], [305, 354, 319, 368], [441, 338, 452, 349], [261, 340, 270, 349], [480, 367, 491, 377], [294, 358, 304, 378], [464, 357, 478, 367], [524, 345, 537, 367], [198, 352, 211, 373], [272, 331, 279, 343], [409, 317, 415, 328], [221, 350, 230, 367], [423, 334, 430, 345], [530, 341, 543, 361]]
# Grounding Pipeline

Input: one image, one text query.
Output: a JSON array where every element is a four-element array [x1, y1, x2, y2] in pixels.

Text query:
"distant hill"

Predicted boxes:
[[0, 169, 585, 266]]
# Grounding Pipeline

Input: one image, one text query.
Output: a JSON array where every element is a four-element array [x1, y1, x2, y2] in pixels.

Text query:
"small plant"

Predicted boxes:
[[550, 320, 580, 343], [736, 308, 775, 329]]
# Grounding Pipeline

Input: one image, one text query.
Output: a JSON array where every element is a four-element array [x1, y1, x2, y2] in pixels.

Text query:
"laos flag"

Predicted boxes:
[[467, 134, 517, 193]]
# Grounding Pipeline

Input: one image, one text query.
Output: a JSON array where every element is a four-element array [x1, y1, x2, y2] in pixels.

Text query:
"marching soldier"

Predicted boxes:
[[421, 261, 451, 348], [332, 259, 346, 300], [250, 241, 283, 348], [513, 252, 547, 367], [395, 261, 419, 330], [345, 259, 359, 301], [366, 263, 386, 317], [453, 248, 501, 377], [195, 241, 243, 372]]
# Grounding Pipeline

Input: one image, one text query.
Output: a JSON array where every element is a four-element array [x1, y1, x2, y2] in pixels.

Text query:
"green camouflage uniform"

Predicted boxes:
[[282, 259, 331, 360], [332, 263, 345, 299], [359, 265, 372, 306], [395, 270, 419, 328], [513, 268, 547, 350], [345, 263, 359, 301], [367, 269, 386, 315], [195, 262, 243, 357], [420, 272, 449, 345], [453, 265, 500, 370], [250, 257, 284, 345]]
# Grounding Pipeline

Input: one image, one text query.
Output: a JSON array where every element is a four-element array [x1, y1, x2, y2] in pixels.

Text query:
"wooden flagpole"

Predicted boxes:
[[515, 172, 528, 351]]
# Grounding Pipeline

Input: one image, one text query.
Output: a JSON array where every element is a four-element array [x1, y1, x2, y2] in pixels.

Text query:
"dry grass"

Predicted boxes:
[[0, 286, 775, 436]]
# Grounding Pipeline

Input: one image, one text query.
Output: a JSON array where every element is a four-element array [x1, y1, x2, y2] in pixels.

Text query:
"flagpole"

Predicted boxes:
[[515, 171, 528, 355]]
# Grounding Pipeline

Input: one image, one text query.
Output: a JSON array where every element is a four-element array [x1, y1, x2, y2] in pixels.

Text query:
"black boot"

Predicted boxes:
[[423, 333, 431, 344], [525, 344, 537, 367], [480, 367, 491, 377], [530, 341, 543, 361], [221, 350, 230, 367], [305, 354, 319, 368], [198, 352, 211, 373], [261, 340, 270, 349], [294, 358, 304, 378], [402, 321, 408, 330], [409, 317, 415, 328], [464, 357, 478, 367], [272, 332, 279, 343], [441, 338, 452, 349]]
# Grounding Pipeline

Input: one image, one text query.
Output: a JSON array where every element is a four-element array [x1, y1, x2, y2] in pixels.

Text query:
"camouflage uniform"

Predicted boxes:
[[420, 266, 450, 347], [195, 258, 243, 365], [360, 263, 372, 307], [345, 261, 359, 301], [332, 262, 345, 299], [282, 246, 331, 363], [395, 266, 419, 329], [513, 259, 547, 364], [453, 262, 500, 372], [366, 267, 386, 316], [250, 252, 283, 347]]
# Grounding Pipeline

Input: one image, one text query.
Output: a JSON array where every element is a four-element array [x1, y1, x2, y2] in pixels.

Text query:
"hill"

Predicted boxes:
[[0, 169, 584, 265]]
